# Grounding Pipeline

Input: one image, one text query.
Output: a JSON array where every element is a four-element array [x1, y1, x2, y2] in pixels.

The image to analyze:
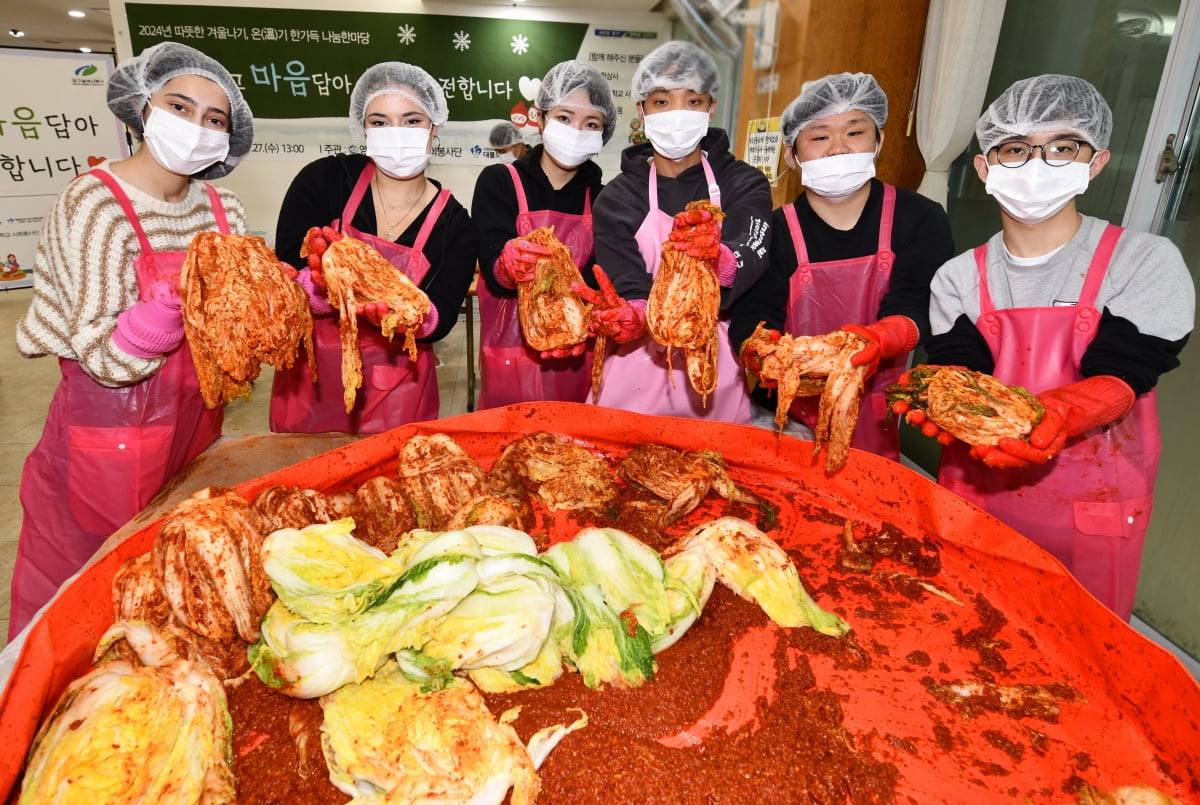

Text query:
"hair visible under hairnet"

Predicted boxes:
[[536, 60, 618, 145], [489, 122, 523, 149], [781, 72, 887, 146], [349, 62, 449, 135], [976, 74, 1113, 154], [631, 40, 720, 103], [107, 41, 253, 180]]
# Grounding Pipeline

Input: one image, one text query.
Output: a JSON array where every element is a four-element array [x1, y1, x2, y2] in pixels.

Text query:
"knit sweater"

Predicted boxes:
[[16, 165, 247, 387]]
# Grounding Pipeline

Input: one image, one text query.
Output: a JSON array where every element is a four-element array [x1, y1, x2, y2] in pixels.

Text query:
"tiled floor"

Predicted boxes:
[[0, 287, 479, 645]]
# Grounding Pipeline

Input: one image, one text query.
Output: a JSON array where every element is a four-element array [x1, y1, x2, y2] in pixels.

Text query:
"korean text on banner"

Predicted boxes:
[[0, 49, 128, 290]]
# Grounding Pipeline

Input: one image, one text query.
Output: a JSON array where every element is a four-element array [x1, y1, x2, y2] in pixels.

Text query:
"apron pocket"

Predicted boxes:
[[67, 424, 174, 536], [1072, 496, 1153, 539], [480, 345, 544, 407]]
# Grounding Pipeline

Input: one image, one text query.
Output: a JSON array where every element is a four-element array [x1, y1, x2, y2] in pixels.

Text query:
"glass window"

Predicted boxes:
[[944, 0, 1181, 249]]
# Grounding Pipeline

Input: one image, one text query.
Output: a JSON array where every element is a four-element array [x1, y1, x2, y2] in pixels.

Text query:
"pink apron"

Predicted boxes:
[[11, 169, 227, 637], [270, 162, 447, 434], [593, 157, 750, 424], [938, 225, 1160, 619], [477, 163, 595, 408], [781, 184, 902, 460]]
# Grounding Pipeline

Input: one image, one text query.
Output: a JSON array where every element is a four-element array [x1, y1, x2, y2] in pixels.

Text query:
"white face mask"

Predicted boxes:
[[984, 159, 1091, 225], [366, 126, 432, 179], [798, 150, 876, 200], [542, 118, 603, 168], [642, 109, 710, 160], [142, 106, 230, 177], [496, 151, 517, 164]]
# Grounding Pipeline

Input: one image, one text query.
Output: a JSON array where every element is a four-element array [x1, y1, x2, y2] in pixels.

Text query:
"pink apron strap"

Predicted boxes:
[[506, 163, 531, 217], [412, 189, 452, 254], [203, 184, 231, 234], [584, 187, 592, 218], [647, 155, 720, 214], [878, 183, 897, 253], [89, 169, 152, 253], [1077, 224, 1122, 310], [341, 162, 376, 231], [973, 244, 996, 315], [782, 203, 809, 265]]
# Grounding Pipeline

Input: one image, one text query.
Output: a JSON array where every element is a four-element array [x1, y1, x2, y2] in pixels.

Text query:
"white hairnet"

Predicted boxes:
[[631, 41, 720, 103], [976, 74, 1113, 154], [781, 72, 887, 146], [349, 62, 449, 135], [107, 42, 253, 179], [489, 122, 523, 149], [536, 60, 618, 145]]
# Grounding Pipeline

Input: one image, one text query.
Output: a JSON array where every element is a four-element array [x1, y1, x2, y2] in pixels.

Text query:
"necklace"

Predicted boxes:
[[374, 177, 427, 240]]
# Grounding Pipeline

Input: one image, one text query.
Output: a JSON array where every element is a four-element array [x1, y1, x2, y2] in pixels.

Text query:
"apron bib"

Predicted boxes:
[[477, 163, 595, 408], [938, 225, 1160, 618], [593, 157, 751, 424], [11, 169, 227, 637], [781, 184, 902, 460], [270, 162, 447, 434]]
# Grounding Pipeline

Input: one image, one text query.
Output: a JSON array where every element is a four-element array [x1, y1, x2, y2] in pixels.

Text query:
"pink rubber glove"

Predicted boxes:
[[715, 244, 737, 287], [571, 265, 647, 344], [841, 316, 920, 378], [297, 267, 335, 315], [495, 237, 550, 288], [113, 285, 184, 358]]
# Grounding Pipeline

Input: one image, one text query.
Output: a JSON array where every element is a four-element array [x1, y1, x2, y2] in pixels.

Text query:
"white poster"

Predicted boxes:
[[0, 49, 129, 290]]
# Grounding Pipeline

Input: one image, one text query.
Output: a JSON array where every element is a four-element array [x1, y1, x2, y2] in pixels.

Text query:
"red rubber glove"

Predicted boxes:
[[668, 208, 722, 261], [302, 225, 343, 292], [496, 237, 551, 287], [571, 265, 646, 344], [889, 400, 957, 446], [540, 343, 587, 360], [740, 329, 780, 389], [841, 316, 920, 377], [982, 375, 1136, 468], [358, 301, 390, 328], [296, 268, 335, 315]]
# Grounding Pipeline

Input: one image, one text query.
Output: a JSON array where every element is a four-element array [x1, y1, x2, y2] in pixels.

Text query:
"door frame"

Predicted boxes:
[[1123, 0, 1200, 230]]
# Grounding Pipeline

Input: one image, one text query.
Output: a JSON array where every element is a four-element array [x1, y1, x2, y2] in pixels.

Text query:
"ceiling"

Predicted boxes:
[[3, 0, 664, 55], [4, 0, 115, 52]]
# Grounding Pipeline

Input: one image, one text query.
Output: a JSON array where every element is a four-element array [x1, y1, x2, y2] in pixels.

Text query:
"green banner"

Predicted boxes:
[[126, 3, 589, 120]]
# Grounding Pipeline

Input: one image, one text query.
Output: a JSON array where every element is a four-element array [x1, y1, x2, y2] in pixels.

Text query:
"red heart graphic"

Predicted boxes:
[[87, 156, 103, 167]]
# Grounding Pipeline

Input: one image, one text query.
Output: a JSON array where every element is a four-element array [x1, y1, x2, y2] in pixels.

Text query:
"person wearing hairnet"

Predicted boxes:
[[733, 73, 954, 458], [489, 121, 528, 162], [471, 60, 615, 408], [580, 40, 772, 422], [11, 42, 253, 637], [909, 75, 1194, 619], [270, 62, 478, 433]]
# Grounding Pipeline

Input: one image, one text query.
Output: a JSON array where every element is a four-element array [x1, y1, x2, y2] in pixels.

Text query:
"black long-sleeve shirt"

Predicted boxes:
[[274, 153, 478, 343], [728, 179, 955, 351], [471, 144, 604, 298], [592, 128, 773, 310]]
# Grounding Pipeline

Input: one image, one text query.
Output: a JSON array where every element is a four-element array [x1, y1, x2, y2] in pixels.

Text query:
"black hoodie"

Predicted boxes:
[[592, 127, 772, 310], [471, 144, 604, 298]]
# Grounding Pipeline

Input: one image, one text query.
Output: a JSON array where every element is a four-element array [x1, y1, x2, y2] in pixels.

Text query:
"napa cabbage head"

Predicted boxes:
[[20, 623, 235, 805], [261, 518, 407, 623]]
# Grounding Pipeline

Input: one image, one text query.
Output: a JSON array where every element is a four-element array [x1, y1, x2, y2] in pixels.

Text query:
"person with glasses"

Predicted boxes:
[[732, 73, 954, 458], [911, 74, 1194, 619]]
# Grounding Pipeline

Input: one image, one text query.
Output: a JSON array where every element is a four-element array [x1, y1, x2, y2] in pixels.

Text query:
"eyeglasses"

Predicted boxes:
[[989, 138, 1095, 168]]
